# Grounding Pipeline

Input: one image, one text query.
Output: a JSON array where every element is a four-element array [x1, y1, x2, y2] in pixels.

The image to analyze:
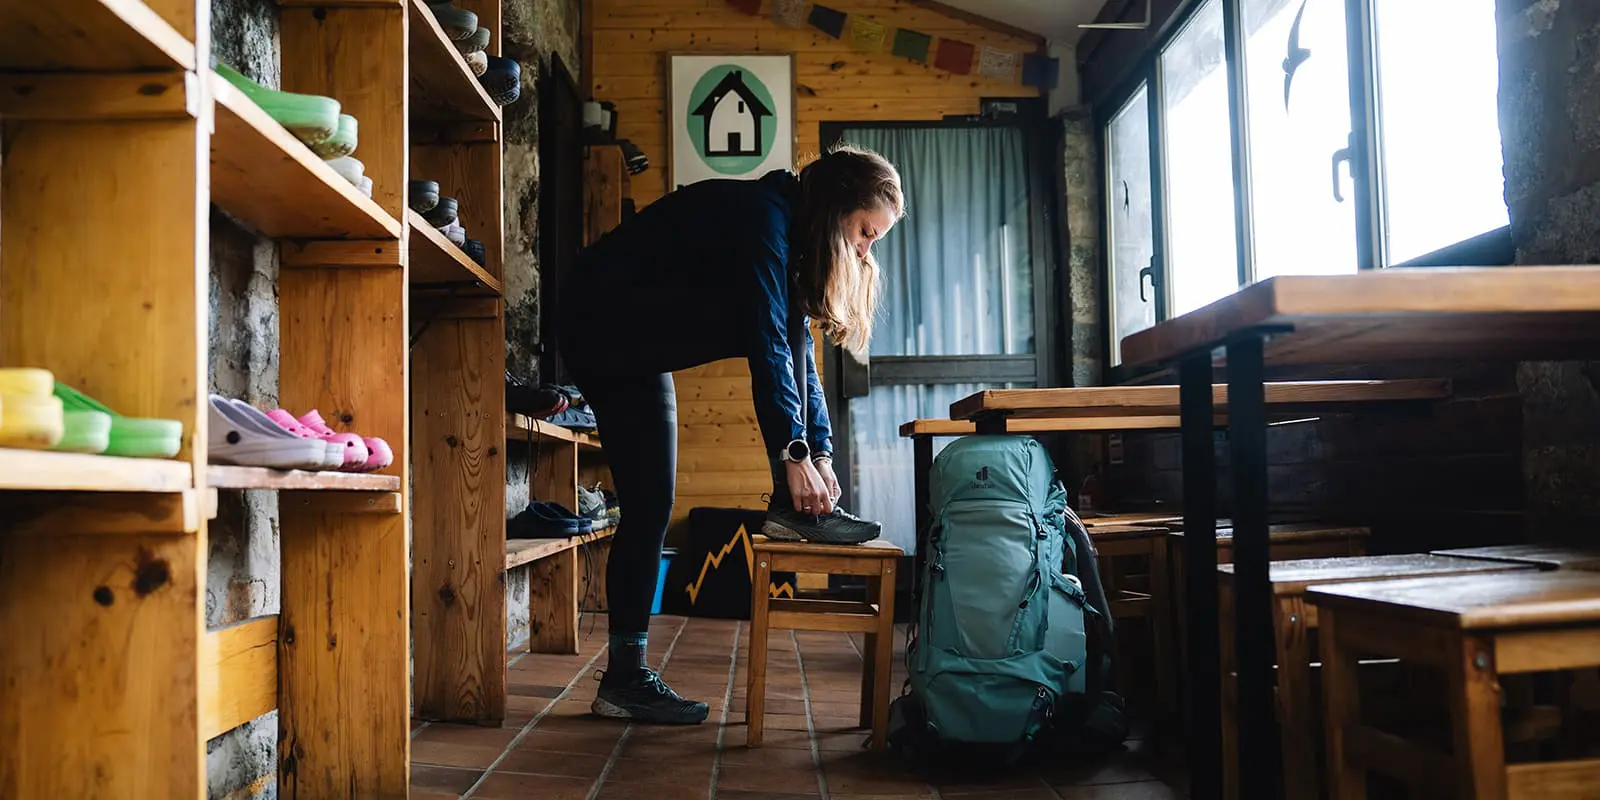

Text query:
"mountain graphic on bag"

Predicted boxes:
[[889, 434, 1125, 768]]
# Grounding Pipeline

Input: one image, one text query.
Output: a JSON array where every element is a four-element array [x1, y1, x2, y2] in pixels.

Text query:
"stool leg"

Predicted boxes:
[[1319, 610, 1365, 800], [746, 554, 773, 748], [1448, 634, 1506, 799], [869, 560, 896, 751], [860, 575, 879, 729]]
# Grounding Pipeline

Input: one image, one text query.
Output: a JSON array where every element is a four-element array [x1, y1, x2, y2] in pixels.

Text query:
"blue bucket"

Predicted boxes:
[[651, 548, 677, 615]]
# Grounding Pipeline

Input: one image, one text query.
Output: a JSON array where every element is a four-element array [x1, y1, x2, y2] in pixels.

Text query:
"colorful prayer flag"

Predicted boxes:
[[1022, 53, 1061, 90], [891, 28, 932, 62], [934, 38, 975, 74], [771, 0, 806, 28], [849, 16, 887, 52], [976, 46, 1019, 81], [727, 0, 762, 15], [807, 4, 846, 38]]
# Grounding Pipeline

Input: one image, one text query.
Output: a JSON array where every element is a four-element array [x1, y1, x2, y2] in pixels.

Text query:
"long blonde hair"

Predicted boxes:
[[791, 144, 904, 356]]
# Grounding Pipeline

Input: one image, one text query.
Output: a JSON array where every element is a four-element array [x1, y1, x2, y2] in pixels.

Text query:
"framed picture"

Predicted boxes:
[[666, 53, 797, 191]]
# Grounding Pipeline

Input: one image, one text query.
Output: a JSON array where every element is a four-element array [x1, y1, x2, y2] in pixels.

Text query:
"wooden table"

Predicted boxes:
[[1116, 266, 1600, 799], [1429, 543, 1600, 571], [1217, 554, 1536, 800], [1305, 570, 1600, 798]]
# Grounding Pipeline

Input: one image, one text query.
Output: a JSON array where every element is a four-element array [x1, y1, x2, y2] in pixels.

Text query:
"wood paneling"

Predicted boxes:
[[589, 0, 1039, 541]]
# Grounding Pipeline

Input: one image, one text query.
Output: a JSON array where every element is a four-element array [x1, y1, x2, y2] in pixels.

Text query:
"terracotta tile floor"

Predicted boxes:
[[411, 615, 1185, 799]]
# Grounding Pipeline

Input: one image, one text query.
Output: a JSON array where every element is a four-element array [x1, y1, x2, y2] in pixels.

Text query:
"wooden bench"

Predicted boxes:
[[1217, 554, 1538, 800], [505, 528, 616, 654], [1307, 570, 1600, 798]]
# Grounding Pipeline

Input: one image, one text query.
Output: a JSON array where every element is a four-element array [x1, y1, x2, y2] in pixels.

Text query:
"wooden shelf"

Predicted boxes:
[[210, 73, 403, 241], [507, 413, 600, 450], [0, 0, 194, 72], [407, 210, 504, 293], [207, 465, 401, 492], [407, 0, 501, 123], [505, 528, 615, 571], [0, 449, 192, 492]]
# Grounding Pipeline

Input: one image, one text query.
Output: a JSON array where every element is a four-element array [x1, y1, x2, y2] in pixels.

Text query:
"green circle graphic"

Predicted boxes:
[[686, 64, 777, 175]]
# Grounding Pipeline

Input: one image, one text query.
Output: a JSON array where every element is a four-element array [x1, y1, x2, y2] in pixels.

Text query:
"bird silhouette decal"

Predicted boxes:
[[1283, 0, 1312, 110]]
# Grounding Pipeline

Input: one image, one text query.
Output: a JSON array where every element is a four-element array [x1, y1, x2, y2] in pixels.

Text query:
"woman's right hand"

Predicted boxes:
[[785, 459, 835, 516]]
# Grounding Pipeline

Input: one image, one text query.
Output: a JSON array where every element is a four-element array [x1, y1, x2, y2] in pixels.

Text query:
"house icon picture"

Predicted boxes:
[[690, 70, 773, 158]]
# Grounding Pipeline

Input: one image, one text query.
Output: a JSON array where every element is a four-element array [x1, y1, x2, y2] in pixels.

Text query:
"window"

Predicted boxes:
[[1372, 0, 1506, 264], [1106, 85, 1156, 365], [1099, 0, 1509, 374], [1243, 0, 1357, 279], [1161, 0, 1241, 317]]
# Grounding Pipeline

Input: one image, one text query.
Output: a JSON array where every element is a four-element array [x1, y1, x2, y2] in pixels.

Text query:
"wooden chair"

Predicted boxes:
[[1307, 570, 1600, 798], [746, 536, 902, 750], [1084, 523, 1178, 717], [1217, 554, 1537, 800]]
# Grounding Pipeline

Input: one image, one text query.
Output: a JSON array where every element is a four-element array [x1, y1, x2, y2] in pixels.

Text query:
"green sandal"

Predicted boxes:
[[312, 114, 359, 160], [214, 61, 343, 148], [54, 383, 183, 459]]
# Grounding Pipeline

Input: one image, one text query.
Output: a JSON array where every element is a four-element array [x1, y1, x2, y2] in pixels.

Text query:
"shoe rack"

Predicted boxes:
[[0, 0, 502, 796]]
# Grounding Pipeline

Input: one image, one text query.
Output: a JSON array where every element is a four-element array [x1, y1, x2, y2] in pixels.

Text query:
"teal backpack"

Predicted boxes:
[[888, 434, 1125, 769]]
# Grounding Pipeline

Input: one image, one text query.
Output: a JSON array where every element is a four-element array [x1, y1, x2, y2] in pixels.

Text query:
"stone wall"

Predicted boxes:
[[1497, 0, 1600, 543]]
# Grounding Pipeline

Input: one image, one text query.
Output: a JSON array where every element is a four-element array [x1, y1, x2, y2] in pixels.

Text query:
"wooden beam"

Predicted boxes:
[[279, 240, 405, 269], [282, 491, 404, 515], [201, 616, 279, 740], [905, 0, 1047, 50], [0, 72, 197, 120]]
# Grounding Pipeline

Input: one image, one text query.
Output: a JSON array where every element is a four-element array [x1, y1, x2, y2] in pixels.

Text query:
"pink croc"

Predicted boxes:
[[294, 409, 370, 471], [264, 407, 343, 469], [359, 436, 394, 472]]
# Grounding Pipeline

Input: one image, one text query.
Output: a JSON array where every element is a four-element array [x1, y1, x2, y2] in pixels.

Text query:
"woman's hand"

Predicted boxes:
[[814, 458, 841, 504], [785, 459, 835, 516]]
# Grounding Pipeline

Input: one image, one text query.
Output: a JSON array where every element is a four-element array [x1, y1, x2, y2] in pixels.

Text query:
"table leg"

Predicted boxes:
[[912, 435, 933, 610], [1319, 610, 1365, 800], [1179, 353, 1222, 799], [746, 554, 773, 748], [1449, 634, 1507, 798], [1227, 333, 1280, 799], [1275, 596, 1317, 800]]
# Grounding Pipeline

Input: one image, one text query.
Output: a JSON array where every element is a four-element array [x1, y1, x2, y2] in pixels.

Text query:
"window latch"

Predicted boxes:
[[1331, 133, 1353, 203], [1138, 258, 1159, 303]]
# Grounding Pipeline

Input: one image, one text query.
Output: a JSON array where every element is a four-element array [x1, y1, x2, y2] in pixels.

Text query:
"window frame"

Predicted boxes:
[[1096, 0, 1511, 384]]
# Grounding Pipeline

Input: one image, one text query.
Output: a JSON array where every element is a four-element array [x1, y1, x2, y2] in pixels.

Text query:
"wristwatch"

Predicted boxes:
[[779, 438, 810, 463]]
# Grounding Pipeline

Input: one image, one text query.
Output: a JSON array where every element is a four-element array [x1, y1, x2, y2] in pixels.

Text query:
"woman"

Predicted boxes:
[[555, 144, 904, 725]]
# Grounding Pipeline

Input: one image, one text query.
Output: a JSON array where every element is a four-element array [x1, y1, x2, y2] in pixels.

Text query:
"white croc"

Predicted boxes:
[[208, 395, 326, 470]]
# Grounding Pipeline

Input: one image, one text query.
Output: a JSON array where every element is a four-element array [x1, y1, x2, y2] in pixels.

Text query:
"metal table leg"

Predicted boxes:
[[1227, 334, 1279, 799], [912, 435, 933, 607], [1179, 354, 1221, 800]]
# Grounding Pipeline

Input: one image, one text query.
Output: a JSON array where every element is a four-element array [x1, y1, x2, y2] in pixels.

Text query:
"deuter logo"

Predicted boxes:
[[973, 465, 992, 487]]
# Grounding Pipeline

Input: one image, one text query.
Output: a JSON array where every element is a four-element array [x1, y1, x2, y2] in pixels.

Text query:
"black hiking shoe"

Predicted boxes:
[[762, 503, 883, 545], [591, 668, 709, 725]]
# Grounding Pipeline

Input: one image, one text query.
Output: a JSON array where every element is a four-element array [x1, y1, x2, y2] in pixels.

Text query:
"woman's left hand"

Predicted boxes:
[[815, 458, 842, 504]]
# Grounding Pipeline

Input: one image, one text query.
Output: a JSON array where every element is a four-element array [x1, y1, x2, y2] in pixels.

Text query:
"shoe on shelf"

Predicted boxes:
[[592, 668, 709, 725], [213, 60, 342, 147], [326, 155, 365, 188], [409, 179, 441, 214], [464, 50, 489, 77], [424, 196, 459, 229], [288, 409, 392, 473], [311, 114, 358, 160], [208, 395, 327, 470], [55, 382, 182, 459], [463, 239, 486, 266], [761, 498, 883, 545], [358, 175, 374, 198], [618, 139, 649, 175], [480, 56, 521, 106], [442, 220, 467, 247], [505, 373, 568, 419], [577, 483, 609, 527], [426, 1, 479, 40], [508, 501, 593, 539], [454, 26, 490, 55]]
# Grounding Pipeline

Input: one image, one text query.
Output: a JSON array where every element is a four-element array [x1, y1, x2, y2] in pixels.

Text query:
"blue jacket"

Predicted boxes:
[[557, 170, 832, 460]]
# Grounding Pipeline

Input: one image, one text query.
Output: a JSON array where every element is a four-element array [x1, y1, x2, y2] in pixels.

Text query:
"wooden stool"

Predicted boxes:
[[1216, 554, 1536, 800], [1086, 524, 1177, 718], [1307, 570, 1600, 798], [1163, 523, 1371, 725], [746, 536, 903, 750]]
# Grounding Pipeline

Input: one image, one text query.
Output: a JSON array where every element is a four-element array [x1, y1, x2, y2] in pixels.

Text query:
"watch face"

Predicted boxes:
[[786, 440, 809, 461]]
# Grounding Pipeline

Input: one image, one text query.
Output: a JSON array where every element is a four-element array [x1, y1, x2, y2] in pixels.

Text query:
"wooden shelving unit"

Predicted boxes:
[[407, 0, 513, 729], [0, 0, 421, 793]]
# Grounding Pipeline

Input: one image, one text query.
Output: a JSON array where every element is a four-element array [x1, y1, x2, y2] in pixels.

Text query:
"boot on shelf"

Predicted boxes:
[[480, 56, 521, 106], [409, 180, 441, 214], [426, 1, 479, 40]]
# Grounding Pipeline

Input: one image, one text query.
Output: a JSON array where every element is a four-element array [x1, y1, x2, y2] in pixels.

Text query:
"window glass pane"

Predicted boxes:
[[1162, 0, 1241, 316], [1373, 0, 1507, 264], [840, 126, 1035, 357], [1107, 85, 1156, 365], [1244, 0, 1356, 278]]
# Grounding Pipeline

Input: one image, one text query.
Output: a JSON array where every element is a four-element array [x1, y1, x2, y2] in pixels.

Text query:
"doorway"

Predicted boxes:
[[822, 112, 1058, 555]]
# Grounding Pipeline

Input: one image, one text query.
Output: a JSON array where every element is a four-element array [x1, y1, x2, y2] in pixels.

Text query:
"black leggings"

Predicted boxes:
[[574, 371, 679, 636]]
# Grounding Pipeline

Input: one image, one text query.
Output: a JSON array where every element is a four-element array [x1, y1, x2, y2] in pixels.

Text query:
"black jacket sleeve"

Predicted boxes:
[[744, 203, 833, 461]]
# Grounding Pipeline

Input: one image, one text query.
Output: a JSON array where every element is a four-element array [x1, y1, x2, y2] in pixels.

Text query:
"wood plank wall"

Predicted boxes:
[[588, 0, 1041, 539]]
